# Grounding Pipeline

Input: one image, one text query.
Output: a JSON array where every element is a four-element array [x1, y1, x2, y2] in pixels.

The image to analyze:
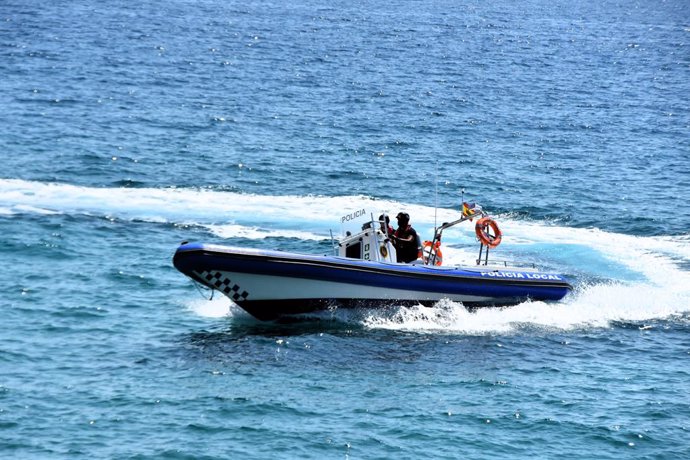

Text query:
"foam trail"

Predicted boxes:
[[0, 178, 397, 223], [0, 178, 409, 237], [207, 224, 326, 241], [186, 296, 233, 318], [185, 295, 266, 320], [4, 179, 690, 328], [360, 224, 690, 332], [359, 279, 690, 334]]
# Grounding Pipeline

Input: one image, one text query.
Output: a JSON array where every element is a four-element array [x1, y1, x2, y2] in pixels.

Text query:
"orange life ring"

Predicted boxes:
[[475, 217, 502, 248], [422, 240, 443, 266]]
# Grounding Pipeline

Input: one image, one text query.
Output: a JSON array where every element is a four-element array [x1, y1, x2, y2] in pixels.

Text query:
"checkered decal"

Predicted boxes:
[[197, 271, 249, 302]]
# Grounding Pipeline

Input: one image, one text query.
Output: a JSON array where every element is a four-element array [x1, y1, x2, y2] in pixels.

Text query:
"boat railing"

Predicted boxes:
[[333, 205, 510, 267], [426, 208, 487, 266]]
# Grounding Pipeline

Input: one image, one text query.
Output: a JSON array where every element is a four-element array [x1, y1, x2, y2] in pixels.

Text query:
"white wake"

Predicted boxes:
[[3, 179, 689, 330]]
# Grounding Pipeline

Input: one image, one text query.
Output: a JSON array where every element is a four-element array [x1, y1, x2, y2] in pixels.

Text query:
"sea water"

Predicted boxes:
[[1, 0, 689, 458]]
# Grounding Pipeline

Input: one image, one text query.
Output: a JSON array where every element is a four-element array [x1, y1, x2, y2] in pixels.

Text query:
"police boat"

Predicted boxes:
[[173, 203, 572, 321]]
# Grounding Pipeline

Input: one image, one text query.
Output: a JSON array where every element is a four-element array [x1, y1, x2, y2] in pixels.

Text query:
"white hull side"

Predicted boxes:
[[194, 269, 494, 303]]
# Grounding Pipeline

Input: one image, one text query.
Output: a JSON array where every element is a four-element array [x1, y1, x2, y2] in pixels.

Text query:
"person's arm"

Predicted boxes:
[[395, 233, 414, 243]]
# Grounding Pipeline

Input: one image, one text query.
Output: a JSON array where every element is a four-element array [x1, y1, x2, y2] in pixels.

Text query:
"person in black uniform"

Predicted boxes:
[[390, 212, 420, 263]]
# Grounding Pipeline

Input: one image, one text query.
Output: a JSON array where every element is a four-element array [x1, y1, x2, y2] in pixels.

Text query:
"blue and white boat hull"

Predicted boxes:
[[173, 243, 572, 321]]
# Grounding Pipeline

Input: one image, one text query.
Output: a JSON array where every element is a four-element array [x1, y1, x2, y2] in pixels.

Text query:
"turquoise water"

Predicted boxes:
[[1, 0, 689, 458]]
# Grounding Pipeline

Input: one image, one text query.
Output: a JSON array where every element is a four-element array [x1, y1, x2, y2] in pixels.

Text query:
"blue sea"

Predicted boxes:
[[1, 0, 689, 458]]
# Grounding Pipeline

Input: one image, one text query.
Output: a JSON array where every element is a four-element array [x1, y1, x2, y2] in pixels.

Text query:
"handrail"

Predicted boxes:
[[425, 209, 487, 266]]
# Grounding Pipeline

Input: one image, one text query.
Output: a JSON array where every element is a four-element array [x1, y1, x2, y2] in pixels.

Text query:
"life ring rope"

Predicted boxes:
[[475, 217, 502, 249]]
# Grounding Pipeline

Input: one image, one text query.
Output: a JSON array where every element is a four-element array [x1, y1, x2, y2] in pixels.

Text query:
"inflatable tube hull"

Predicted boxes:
[[173, 243, 572, 321]]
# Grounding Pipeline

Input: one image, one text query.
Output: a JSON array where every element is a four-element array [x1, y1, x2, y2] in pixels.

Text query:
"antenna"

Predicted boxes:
[[434, 162, 439, 232], [329, 229, 337, 256]]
